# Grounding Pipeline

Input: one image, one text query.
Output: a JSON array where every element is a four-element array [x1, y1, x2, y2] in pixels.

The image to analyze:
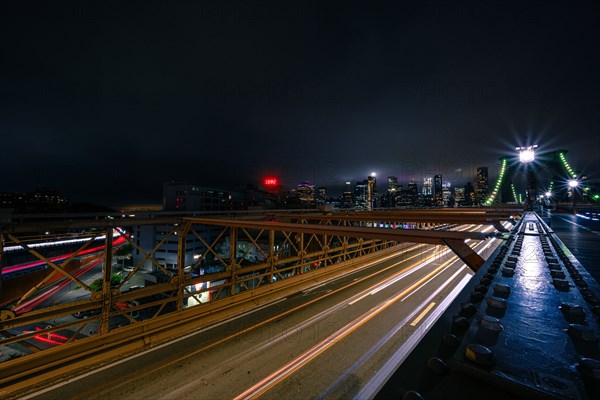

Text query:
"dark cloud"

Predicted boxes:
[[1, 1, 598, 205]]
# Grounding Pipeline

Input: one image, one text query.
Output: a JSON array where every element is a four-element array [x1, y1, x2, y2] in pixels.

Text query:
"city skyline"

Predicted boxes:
[[1, 158, 595, 209]]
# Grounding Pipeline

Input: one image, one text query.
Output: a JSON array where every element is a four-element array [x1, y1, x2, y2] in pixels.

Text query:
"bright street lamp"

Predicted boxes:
[[568, 179, 580, 213], [517, 145, 538, 163]]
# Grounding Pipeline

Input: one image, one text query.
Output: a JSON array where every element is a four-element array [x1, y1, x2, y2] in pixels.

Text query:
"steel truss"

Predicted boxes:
[[0, 211, 498, 391]]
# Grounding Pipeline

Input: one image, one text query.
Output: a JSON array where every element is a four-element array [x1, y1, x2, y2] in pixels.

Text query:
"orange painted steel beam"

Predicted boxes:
[[184, 218, 488, 245], [273, 212, 512, 224]]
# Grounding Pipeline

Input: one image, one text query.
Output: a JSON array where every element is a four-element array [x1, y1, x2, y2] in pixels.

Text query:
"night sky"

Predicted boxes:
[[1, 1, 599, 206]]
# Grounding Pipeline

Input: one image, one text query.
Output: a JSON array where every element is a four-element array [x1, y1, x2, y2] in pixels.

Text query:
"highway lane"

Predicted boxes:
[[24, 224, 506, 400], [242, 226, 501, 400], [13, 256, 104, 314]]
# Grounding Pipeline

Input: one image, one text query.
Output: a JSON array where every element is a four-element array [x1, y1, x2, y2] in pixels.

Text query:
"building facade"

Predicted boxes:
[[475, 167, 489, 206]]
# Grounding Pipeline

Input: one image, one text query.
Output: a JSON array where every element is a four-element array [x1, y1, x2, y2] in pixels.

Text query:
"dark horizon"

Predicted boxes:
[[2, 1, 599, 206]]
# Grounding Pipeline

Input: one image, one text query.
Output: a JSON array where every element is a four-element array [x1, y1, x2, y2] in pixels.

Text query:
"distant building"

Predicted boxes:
[[354, 181, 368, 210], [341, 181, 354, 208], [135, 183, 228, 272], [454, 186, 466, 205], [132, 223, 214, 271], [317, 187, 328, 204], [422, 177, 433, 196], [407, 180, 420, 207], [464, 182, 475, 206], [163, 182, 230, 211], [0, 188, 67, 212], [475, 167, 489, 205], [367, 174, 377, 210], [234, 184, 278, 209], [297, 182, 316, 204], [421, 177, 433, 206], [434, 174, 443, 206], [387, 176, 398, 193], [442, 181, 452, 206], [385, 176, 399, 207]]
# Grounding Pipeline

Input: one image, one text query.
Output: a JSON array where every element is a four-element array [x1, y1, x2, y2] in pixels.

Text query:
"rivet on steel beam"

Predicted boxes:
[[480, 277, 492, 286], [567, 324, 598, 342], [465, 343, 495, 367], [553, 278, 570, 291], [474, 284, 488, 294], [471, 291, 485, 303], [592, 306, 600, 323], [550, 270, 566, 279], [560, 303, 587, 325], [574, 279, 588, 288], [439, 333, 461, 356], [452, 316, 470, 335], [578, 358, 600, 395], [402, 390, 425, 400], [476, 316, 503, 346], [460, 303, 477, 318], [548, 264, 561, 271], [426, 357, 451, 375], [492, 284, 511, 299], [486, 297, 507, 318], [584, 294, 600, 307]]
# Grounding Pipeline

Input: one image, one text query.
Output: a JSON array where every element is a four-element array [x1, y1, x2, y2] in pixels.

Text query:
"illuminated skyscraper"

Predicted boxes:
[[297, 182, 315, 204], [434, 174, 443, 206], [422, 177, 433, 196], [475, 167, 489, 205], [442, 181, 451, 206], [386, 176, 399, 207], [354, 181, 368, 210], [341, 181, 353, 208], [465, 182, 475, 206], [367, 173, 377, 211], [387, 176, 398, 193], [454, 186, 465, 205], [317, 187, 327, 204], [408, 180, 419, 206]]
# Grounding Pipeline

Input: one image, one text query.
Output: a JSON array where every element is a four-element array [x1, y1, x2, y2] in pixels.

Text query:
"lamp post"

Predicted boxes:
[[517, 145, 538, 210], [568, 179, 579, 214]]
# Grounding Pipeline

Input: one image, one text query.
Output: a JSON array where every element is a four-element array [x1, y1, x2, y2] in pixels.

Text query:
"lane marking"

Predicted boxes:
[[356, 273, 472, 400], [348, 292, 370, 306], [409, 302, 436, 326], [350, 247, 443, 304]]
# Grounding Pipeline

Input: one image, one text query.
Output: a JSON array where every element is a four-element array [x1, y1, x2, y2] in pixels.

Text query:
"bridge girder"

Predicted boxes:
[[0, 210, 499, 391]]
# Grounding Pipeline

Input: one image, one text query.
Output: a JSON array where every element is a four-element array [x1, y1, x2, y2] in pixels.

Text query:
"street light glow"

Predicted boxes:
[[545, 191, 552, 197], [568, 179, 579, 188], [517, 145, 537, 163]]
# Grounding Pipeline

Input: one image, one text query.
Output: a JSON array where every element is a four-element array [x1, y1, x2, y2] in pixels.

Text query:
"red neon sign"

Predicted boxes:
[[264, 178, 278, 187]]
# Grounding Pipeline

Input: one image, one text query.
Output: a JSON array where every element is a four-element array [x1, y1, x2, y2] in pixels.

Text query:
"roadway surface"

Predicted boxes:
[[545, 210, 600, 283], [21, 225, 506, 400]]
